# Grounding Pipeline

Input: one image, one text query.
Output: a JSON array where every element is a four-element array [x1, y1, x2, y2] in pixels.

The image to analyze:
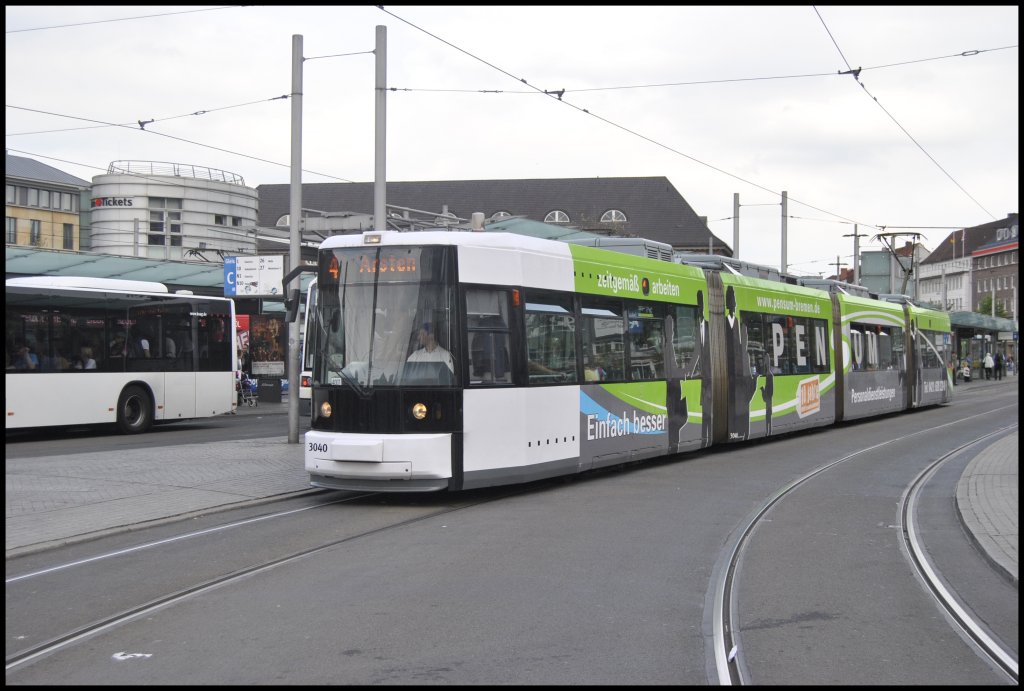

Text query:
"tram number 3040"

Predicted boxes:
[[308, 442, 329, 453]]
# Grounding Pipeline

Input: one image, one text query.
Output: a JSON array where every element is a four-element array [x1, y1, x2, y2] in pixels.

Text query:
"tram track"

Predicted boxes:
[[711, 407, 1018, 685], [6, 484, 534, 673], [901, 427, 1018, 683]]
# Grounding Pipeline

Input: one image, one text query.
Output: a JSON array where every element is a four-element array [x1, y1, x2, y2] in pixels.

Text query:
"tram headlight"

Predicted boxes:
[[411, 402, 428, 420], [320, 401, 332, 418]]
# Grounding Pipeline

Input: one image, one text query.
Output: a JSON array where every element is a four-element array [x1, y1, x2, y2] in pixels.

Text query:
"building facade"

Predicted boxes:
[[970, 225, 1018, 319], [88, 161, 259, 261], [918, 214, 1018, 319], [5, 153, 90, 251], [918, 213, 1019, 367], [858, 241, 929, 298]]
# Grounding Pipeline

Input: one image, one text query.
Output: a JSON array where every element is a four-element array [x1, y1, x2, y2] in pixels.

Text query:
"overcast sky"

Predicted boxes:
[[5, 5, 1019, 277]]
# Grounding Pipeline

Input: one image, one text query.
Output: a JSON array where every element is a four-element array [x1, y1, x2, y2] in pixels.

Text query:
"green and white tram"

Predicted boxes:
[[301, 230, 951, 492]]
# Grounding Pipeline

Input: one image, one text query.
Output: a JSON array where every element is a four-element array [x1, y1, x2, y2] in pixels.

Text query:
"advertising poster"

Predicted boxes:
[[235, 314, 250, 354], [250, 314, 285, 376]]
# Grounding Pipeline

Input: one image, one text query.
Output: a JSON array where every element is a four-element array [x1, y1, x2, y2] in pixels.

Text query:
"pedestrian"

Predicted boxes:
[[983, 351, 994, 380], [994, 351, 1003, 380]]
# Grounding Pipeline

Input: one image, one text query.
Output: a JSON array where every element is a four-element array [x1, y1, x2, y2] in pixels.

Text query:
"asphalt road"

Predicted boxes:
[[4, 401, 300, 457], [5, 386, 1017, 684]]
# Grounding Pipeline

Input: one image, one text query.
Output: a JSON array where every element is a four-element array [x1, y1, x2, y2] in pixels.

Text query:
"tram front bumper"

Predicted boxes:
[[304, 430, 452, 482]]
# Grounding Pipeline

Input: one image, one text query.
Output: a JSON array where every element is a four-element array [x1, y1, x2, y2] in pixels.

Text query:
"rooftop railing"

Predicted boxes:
[[106, 161, 245, 185]]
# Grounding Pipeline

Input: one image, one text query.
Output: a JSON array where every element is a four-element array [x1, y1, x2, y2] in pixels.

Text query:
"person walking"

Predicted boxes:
[[983, 351, 994, 380], [994, 351, 1003, 380]]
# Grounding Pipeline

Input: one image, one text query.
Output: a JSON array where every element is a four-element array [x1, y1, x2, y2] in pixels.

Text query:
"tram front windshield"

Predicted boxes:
[[314, 245, 458, 390]]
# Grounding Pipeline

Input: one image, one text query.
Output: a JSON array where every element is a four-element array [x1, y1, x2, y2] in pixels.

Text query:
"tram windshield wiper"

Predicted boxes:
[[327, 359, 372, 400]]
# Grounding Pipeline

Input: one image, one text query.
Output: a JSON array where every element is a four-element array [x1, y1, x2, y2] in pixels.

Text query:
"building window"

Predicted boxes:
[[232, 217, 242, 227], [6, 216, 16, 243], [29, 219, 41, 245], [149, 208, 165, 245], [214, 214, 226, 225], [63, 223, 73, 249], [170, 207, 182, 245], [6, 185, 15, 204], [276, 214, 290, 227], [544, 210, 570, 224], [27, 188, 39, 207], [600, 209, 627, 223], [148, 198, 182, 245]]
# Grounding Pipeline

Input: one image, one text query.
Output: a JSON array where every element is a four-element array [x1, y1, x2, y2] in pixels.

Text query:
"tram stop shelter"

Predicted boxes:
[[950, 310, 1018, 370]]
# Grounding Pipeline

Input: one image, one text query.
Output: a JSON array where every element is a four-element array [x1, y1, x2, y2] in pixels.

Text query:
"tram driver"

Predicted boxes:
[[407, 322, 454, 373]]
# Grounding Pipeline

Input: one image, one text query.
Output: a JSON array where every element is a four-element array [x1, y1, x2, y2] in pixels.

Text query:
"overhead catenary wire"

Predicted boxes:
[[5, 6, 1014, 278], [813, 5, 995, 220]]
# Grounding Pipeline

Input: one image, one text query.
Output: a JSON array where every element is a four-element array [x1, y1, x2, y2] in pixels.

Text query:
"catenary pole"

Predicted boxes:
[[780, 190, 787, 273], [287, 34, 303, 443], [732, 193, 739, 259], [374, 26, 386, 231]]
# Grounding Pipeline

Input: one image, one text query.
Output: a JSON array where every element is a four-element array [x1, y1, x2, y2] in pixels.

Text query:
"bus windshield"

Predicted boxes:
[[315, 246, 458, 389]]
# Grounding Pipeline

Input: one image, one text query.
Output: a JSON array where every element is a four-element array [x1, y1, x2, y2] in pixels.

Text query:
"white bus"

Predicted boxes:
[[5, 276, 237, 433]]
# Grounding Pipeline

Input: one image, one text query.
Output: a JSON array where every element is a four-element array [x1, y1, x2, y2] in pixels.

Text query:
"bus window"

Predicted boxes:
[[5, 277, 237, 433]]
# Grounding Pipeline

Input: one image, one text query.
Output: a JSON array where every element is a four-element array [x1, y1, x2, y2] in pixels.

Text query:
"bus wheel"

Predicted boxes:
[[117, 385, 153, 434]]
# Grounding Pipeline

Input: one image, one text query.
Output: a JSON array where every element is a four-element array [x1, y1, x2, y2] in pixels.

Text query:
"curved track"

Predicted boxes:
[[711, 408, 1018, 685]]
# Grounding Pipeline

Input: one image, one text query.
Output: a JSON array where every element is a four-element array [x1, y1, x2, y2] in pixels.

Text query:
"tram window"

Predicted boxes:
[[892, 326, 905, 364], [849, 326, 866, 372], [877, 330, 894, 370], [807, 318, 830, 373], [767, 315, 794, 374], [789, 316, 812, 375], [627, 303, 664, 381], [669, 304, 701, 377], [918, 330, 944, 369], [851, 323, 895, 372], [581, 299, 625, 382], [741, 312, 768, 376], [466, 287, 512, 385], [525, 291, 577, 385], [743, 312, 828, 376], [466, 288, 508, 328]]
